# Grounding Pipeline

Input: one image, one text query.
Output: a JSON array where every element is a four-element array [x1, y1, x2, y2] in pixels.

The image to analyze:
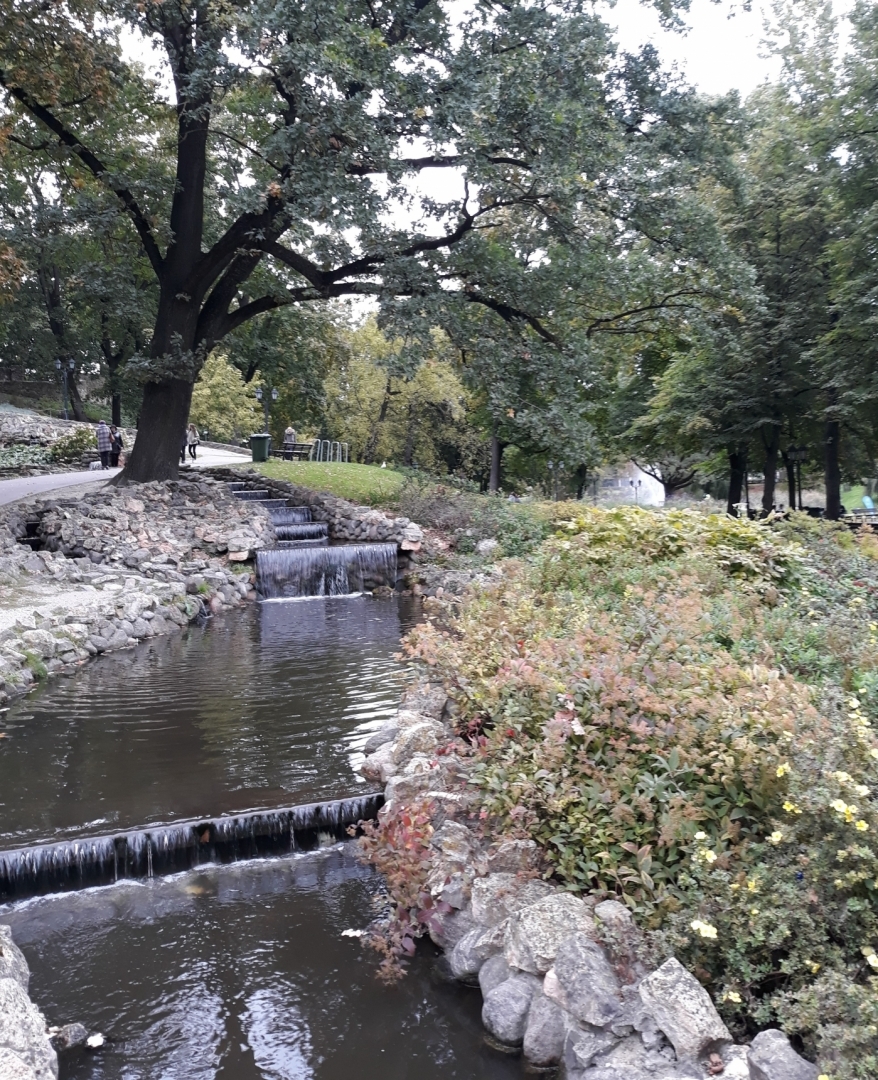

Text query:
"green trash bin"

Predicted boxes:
[[249, 433, 271, 463]]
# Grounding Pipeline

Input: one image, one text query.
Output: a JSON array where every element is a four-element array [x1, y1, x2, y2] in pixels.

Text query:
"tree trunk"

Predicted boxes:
[[780, 449, 796, 511], [825, 419, 842, 520], [65, 370, 87, 422], [575, 464, 587, 500], [112, 392, 122, 428], [363, 377, 393, 465], [489, 425, 502, 493], [762, 427, 780, 514], [403, 400, 417, 467], [120, 378, 193, 483], [727, 446, 746, 516]]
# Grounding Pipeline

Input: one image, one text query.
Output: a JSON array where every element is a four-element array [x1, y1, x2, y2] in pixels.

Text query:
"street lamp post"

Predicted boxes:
[[254, 387, 279, 432], [55, 358, 75, 420]]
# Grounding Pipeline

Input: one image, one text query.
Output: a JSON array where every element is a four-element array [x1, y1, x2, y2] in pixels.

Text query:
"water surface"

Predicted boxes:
[[0, 598, 420, 847]]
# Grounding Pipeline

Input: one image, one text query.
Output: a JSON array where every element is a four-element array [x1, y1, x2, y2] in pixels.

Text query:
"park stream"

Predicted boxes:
[[0, 588, 521, 1077]]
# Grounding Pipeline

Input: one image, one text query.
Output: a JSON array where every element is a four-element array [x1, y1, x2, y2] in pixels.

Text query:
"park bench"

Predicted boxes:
[[270, 442, 313, 461]]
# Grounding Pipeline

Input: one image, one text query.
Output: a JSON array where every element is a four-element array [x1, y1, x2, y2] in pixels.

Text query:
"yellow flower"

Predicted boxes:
[[856, 820, 870, 832], [747, 879, 759, 892], [690, 919, 718, 940], [782, 801, 801, 814], [831, 799, 848, 814], [725, 991, 742, 1003], [849, 698, 861, 709], [818, 1074, 831, 1080], [769, 830, 783, 844], [867, 953, 878, 970], [776, 762, 790, 777], [834, 878, 845, 888], [730, 883, 740, 891], [694, 831, 707, 841], [871, 748, 878, 760], [750, 907, 760, 916], [809, 961, 821, 973]]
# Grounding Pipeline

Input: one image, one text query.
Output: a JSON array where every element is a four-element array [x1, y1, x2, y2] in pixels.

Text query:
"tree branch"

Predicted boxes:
[[0, 72, 165, 278]]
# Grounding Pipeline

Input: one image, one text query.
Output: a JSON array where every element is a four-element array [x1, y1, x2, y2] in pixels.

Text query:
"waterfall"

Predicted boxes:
[[0, 794, 383, 901], [230, 488, 271, 501], [276, 523, 328, 540], [269, 507, 313, 525], [256, 543, 398, 599], [276, 539, 329, 549]]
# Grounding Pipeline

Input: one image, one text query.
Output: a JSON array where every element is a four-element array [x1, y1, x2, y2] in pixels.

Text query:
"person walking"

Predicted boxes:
[[186, 423, 199, 460], [96, 420, 112, 470], [109, 425, 124, 468]]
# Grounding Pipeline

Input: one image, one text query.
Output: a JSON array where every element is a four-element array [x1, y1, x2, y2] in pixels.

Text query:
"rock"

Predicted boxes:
[[476, 538, 499, 556], [486, 839, 539, 874], [0, 978, 58, 1080], [523, 991, 567, 1067], [391, 721, 444, 766], [504, 892, 596, 974], [49, 1024, 88, 1052], [359, 743, 397, 783], [582, 1032, 695, 1080], [748, 1029, 819, 1080], [429, 906, 476, 950], [0, 927, 30, 991], [562, 1024, 619, 1074], [593, 899, 646, 980], [448, 923, 508, 979], [479, 954, 513, 997], [471, 873, 554, 927], [638, 957, 731, 1061], [482, 972, 541, 1046], [384, 768, 443, 804], [400, 684, 447, 719], [545, 933, 622, 1027], [362, 726, 398, 755], [0, 1048, 39, 1080], [19, 630, 56, 658]]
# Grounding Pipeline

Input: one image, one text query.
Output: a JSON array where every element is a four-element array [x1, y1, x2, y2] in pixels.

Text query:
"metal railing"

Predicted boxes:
[[309, 440, 349, 463]]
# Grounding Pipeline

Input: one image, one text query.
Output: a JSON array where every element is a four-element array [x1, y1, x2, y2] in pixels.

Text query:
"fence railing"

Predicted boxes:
[[309, 440, 349, 463]]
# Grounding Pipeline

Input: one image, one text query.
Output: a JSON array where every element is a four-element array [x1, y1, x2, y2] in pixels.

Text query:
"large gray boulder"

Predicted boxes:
[[486, 839, 540, 874], [470, 873, 553, 927], [478, 954, 513, 998], [0, 926, 30, 991], [428, 905, 476, 950], [504, 892, 595, 974], [0, 978, 58, 1080], [0, 1047, 39, 1080], [575, 1033, 700, 1080], [481, 972, 542, 1046], [544, 932, 623, 1028], [748, 1030, 819, 1080], [638, 958, 730, 1060], [562, 1025, 618, 1075], [448, 922, 508, 979], [522, 991, 567, 1067]]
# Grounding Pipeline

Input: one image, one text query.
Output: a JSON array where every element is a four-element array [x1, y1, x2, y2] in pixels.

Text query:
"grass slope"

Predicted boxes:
[[254, 460, 405, 505]]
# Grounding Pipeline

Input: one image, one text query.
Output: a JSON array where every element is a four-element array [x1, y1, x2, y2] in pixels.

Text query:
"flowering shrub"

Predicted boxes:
[[404, 506, 878, 1072]]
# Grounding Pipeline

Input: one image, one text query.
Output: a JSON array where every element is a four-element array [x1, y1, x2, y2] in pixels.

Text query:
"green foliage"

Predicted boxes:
[[189, 354, 260, 443], [0, 443, 50, 468], [23, 651, 47, 680], [405, 507, 878, 1069], [48, 426, 97, 463]]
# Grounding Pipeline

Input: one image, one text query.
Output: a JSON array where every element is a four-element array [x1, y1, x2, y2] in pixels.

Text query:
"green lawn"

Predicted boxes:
[[253, 459, 405, 505]]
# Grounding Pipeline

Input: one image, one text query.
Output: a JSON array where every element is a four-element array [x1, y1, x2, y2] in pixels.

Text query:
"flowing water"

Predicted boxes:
[[0, 597, 522, 1079]]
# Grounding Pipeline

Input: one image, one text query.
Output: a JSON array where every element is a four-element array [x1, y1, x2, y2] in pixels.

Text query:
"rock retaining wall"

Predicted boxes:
[[0, 926, 57, 1080], [358, 684, 821, 1080]]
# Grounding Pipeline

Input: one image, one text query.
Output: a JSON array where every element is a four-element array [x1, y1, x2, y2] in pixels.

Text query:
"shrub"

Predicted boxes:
[[402, 506, 878, 1071], [0, 443, 51, 468], [49, 426, 98, 463]]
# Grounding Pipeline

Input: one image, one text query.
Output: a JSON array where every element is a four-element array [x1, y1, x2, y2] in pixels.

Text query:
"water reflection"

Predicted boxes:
[[0, 598, 420, 847], [2, 849, 522, 1080]]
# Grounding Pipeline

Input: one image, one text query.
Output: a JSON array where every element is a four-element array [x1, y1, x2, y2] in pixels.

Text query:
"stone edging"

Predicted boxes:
[[0, 925, 58, 1080], [357, 684, 821, 1080]]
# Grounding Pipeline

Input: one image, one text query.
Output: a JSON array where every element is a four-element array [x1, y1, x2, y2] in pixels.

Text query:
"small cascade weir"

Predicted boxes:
[[276, 523, 328, 541], [269, 507, 313, 525], [0, 793, 383, 901], [256, 543, 398, 599]]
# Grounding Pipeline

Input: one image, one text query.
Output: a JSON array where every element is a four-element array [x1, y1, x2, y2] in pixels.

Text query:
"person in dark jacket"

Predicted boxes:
[[96, 420, 112, 470], [109, 426, 124, 468]]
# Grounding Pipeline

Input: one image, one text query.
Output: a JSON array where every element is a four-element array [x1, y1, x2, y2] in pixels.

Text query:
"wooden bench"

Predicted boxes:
[[270, 442, 313, 461]]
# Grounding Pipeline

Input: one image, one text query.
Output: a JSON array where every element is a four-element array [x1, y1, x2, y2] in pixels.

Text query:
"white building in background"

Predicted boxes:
[[598, 463, 665, 506]]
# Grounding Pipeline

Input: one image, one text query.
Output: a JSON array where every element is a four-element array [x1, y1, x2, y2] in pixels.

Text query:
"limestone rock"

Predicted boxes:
[[479, 954, 513, 997], [504, 892, 596, 974], [486, 839, 539, 874], [638, 957, 730, 1060], [0, 978, 58, 1080], [471, 873, 553, 927], [362, 726, 398, 755], [0, 1047, 39, 1080], [748, 1029, 819, 1080], [448, 923, 508, 980], [359, 743, 397, 783], [0, 927, 29, 991], [482, 972, 541, 1046], [391, 721, 444, 766], [562, 1024, 618, 1075], [546, 932, 623, 1028], [523, 991, 567, 1067]]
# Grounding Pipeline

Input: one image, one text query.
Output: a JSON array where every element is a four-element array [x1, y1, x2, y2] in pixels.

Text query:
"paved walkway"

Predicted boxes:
[[0, 445, 250, 507]]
